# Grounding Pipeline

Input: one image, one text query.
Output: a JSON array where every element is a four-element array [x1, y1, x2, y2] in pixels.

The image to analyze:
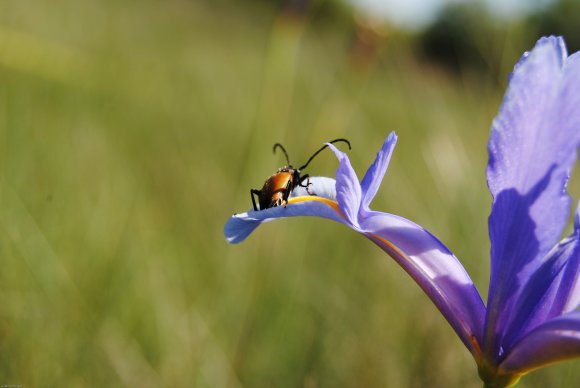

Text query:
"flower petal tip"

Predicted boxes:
[[224, 212, 262, 244], [359, 131, 398, 211], [511, 36, 566, 82]]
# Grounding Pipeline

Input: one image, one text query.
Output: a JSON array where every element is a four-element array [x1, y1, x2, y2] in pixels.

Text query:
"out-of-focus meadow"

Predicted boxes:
[[1, 0, 580, 386]]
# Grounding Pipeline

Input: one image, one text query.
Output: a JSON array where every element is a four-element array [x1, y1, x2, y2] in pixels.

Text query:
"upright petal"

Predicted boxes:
[[360, 132, 398, 212], [485, 37, 580, 358], [360, 211, 486, 354], [327, 143, 362, 228], [499, 311, 580, 374]]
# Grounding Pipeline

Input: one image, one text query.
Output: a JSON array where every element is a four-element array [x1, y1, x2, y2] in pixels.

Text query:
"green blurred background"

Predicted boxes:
[[1, 0, 580, 386]]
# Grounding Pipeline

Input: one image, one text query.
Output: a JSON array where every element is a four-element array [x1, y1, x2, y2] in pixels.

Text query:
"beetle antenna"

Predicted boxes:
[[298, 138, 351, 171], [273, 143, 291, 166]]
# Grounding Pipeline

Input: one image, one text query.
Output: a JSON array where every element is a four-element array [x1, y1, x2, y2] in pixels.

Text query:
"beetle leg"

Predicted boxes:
[[299, 174, 314, 195], [250, 189, 261, 211], [282, 180, 293, 207]]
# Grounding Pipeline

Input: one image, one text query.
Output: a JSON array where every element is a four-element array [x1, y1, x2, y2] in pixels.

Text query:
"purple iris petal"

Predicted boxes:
[[327, 143, 362, 228], [556, 205, 580, 312], [360, 132, 398, 213], [534, 202, 580, 317], [361, 211, 485, 353], [502, 201, 580, 351], [485, 36, 580, 359], [499, 311, 580, 374]]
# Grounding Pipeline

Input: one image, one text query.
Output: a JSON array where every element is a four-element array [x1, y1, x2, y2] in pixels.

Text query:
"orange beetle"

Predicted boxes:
[[251, 139, 351, 211]]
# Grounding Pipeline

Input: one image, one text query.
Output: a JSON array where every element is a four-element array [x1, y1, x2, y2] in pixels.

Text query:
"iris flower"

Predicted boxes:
[[224, 36, 580, 387]]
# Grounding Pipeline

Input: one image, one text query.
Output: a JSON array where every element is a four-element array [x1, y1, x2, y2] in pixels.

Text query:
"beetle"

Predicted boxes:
[[250, 138, 351, 211]]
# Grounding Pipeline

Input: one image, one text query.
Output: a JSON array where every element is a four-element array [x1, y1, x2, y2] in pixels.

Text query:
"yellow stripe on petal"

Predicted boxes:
[[287, 195, 343, 216], [368, 233, 408, 263]]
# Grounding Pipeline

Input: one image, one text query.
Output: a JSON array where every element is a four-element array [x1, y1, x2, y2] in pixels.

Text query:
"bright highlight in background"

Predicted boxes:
[[349, 0, 555, 29]]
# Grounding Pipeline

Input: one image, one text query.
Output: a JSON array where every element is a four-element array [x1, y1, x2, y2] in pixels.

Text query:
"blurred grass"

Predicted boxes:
[[0, 0, 579, 386]]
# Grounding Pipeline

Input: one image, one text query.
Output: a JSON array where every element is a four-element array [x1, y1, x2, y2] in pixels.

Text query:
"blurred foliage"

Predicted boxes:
[[532, 0, 580, 52], [417, 0, 580, 76], [419, 3, 499, 75], [0, 0, 579, 387]]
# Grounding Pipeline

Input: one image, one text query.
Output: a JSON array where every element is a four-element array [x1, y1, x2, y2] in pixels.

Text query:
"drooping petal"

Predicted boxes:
[[360, 132, 398, 213], [499, 311, 580, 374], [327, 143, 362, 228], [485, 37, 580, 358], [225, 177, 345, 244], [360, 211, 486, 354], [502, 201, 580, 350]]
